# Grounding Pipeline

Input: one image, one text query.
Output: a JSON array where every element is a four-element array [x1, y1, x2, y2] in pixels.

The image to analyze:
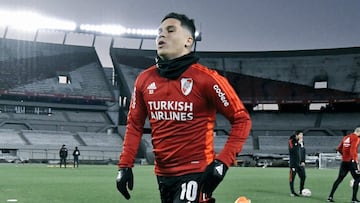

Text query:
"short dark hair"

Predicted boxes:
[[294, 130, 303, 136], [162, 12, 196, 40]]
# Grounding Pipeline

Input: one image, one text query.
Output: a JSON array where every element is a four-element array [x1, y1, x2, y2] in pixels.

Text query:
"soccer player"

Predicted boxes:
[[288, 130, 306, 197], [115, 12, 252, 203], [327, 127, 360, 203]]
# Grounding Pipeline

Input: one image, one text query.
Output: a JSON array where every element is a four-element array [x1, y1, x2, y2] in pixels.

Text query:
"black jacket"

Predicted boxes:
[[288, 136, 306, 167], [59, 147, 68, 158]]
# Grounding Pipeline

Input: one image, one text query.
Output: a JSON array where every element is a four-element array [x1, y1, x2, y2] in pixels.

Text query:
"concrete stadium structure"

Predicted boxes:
[[0, 36, 359, 166]]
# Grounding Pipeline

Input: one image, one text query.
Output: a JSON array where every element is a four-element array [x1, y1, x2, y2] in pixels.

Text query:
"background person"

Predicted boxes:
[[288, 130, 306, 196], [59, 144, 68, 168], [73, 146, 80, 168], [115, 12, 251, 203], [327, 127, 360, 203]]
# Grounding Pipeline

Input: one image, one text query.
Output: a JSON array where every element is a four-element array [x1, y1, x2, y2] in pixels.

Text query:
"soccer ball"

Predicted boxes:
[[349, 179, 360, 187], [234, 196, 251, 203], [301, 188, 312, 197]]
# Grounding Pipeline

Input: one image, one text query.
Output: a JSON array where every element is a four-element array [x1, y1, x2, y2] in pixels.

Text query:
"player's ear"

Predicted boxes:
[[185, 37, 193, 48]]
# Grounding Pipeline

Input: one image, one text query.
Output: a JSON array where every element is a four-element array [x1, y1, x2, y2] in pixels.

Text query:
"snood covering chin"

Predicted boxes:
[[156, 53, 199, 79]]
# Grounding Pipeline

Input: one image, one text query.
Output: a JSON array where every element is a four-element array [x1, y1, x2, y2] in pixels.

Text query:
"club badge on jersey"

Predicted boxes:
[[181, 78, 193, 96]]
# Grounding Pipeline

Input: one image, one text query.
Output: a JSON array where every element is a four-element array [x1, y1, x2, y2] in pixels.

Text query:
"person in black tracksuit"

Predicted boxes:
[[288, 130, 306, 196], [59, 144, 68, 168], [73, 146, 80, 168]]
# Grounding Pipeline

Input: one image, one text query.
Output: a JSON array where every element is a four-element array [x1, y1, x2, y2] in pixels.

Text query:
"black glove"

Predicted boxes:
[[201, 160, 228, 196], [116, 168, 133, 200]]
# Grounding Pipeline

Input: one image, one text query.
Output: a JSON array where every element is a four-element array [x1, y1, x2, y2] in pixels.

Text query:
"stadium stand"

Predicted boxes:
[[250, 112, 318, 130], [258, 136, 289, 154], [1, 36, 359, 166], [0, 129, 122, 163], [320, 112, 359, 130], [78, 132, 122, 147], [0, 38, 114, 100], [214, 135, 253, 154], [0, 38, 119, 163], [116, 64, 143, 92], [257, 135, 341, 154], [0, 129, 26, 145], [22, 130, 79, 146], [110, 46, 359, 166]]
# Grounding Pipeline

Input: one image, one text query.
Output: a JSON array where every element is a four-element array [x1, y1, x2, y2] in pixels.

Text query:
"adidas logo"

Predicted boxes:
[[215, 164, 224, 175], [147, 82, 157, 94]]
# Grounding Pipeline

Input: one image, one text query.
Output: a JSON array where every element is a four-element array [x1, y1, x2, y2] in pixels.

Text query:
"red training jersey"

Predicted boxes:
[[337, 133, 359, 162], [118, 63, 252, 176]]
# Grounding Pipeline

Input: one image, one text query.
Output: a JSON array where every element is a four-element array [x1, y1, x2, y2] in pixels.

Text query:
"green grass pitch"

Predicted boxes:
[[0, 164, 355, 203]]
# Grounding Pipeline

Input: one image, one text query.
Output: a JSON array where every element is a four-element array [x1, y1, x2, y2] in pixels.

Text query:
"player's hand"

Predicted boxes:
[[116, 168, 133, 200], [201, 159, 228, 196], [351, 160, 360, 174]]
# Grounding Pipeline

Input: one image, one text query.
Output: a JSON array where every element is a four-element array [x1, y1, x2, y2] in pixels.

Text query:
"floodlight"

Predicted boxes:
[[0, 9, 76, 31], [80, 24, 126, 35], [79, 23, 201, 40], [80, 23, 158, 39]]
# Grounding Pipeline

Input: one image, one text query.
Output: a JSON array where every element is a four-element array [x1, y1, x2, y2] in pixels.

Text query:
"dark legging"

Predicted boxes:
[[289, 165, 306, 194], [329, 161, 360, 200], [60, 157, 67, 168]]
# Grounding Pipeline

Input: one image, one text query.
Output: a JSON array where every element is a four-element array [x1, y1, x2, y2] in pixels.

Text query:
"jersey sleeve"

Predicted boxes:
[[350, 134, 359, 162], [336, 138, 343, 154], [118, 75, 148, 168], [300, 146, 306, 163], [288, 139, 295, 153], [207, 72, 252, 167]]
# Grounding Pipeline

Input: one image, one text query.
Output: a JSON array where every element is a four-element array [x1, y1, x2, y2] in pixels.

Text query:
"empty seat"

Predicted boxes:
[[78, 132, 122, 147]]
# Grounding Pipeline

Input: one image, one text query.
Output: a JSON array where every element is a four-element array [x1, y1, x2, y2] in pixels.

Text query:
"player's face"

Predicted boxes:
[[297, 133, 303, 142], [156, 18, 193, 60]]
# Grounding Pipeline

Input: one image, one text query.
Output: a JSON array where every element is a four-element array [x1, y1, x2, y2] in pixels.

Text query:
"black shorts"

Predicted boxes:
[[157, 173, 203, 203]]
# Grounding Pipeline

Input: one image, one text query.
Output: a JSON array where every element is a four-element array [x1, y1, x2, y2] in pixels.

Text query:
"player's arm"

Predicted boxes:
[[288, 137, 296, 153], [118, 81, 147, 167], [210, 75, 252, 166], [116, 76, 148, 200], [350, 135, 359, 162], [349, 135, 360, 173], [300, 146, 306, 166], [201, 72, 251, 196], [336, 139, 343, 154]]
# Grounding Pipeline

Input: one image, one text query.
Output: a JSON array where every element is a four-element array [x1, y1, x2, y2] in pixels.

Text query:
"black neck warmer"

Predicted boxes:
[[156, 52, 199, 79]]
